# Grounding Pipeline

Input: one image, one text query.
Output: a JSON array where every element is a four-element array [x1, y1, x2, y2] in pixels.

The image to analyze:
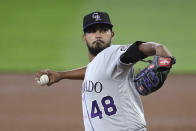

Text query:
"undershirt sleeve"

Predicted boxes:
[[120, 41, 148, 64]]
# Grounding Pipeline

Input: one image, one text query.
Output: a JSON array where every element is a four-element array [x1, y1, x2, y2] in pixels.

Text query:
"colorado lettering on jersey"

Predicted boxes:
[[82, 80, 103, 93]]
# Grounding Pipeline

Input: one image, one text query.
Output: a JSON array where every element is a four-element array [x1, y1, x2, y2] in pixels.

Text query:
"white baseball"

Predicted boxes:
[[37, 74, 49, 86]]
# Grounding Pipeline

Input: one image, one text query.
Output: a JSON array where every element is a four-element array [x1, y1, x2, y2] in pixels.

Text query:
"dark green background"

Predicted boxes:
[[0, 0, 195, 73]]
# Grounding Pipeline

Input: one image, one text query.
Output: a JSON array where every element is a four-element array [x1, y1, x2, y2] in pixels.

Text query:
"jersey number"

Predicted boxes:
[[91, 96, 117, 119]]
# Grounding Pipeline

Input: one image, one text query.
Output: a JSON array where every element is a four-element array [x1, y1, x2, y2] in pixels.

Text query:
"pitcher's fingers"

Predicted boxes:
[[35, 77, 39, 81], [35, 70, 49, 79]]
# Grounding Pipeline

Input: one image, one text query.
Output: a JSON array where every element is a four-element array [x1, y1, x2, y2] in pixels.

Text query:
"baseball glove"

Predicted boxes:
[[134, 55, 176, 96]]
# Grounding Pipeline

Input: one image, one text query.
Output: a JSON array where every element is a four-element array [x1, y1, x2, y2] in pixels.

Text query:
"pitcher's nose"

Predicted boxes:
[[95, 30, 102, 39]]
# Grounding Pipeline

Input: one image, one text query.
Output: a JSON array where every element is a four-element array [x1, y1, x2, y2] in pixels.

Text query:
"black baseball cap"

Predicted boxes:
[[83, 11, 113, 32]]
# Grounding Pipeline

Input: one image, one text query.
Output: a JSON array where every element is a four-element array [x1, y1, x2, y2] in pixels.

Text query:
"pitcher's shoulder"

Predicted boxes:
[[103, 45, 122, 53]]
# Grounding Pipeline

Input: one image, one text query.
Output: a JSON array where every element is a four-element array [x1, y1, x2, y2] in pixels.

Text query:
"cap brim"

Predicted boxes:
[[83, 22, 113, 31]]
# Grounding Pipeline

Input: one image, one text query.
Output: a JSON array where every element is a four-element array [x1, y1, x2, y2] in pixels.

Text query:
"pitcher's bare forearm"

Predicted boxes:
[[155, 44, 172, 56], [120, 41, 173, 64], [36, 67, 86, 86], [59, 67, 86, 80], [139, 42, 173, 57]]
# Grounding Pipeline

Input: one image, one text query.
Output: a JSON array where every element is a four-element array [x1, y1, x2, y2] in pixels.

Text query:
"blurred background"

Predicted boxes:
[[0, 0, 196, 131], [0, 0, 196, 73]]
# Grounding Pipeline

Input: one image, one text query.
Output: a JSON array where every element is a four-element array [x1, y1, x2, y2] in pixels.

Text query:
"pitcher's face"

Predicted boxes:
[[83, 24, 114, 56]]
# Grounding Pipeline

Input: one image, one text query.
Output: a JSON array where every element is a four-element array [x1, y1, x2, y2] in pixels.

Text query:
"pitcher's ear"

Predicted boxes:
[[82, 34, 87, 44], [111, 31, 114, 40], [112, 31, 114, 37]]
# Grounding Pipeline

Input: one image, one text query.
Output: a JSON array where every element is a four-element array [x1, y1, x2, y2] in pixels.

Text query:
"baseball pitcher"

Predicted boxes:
[[36, 11, 176, 131]]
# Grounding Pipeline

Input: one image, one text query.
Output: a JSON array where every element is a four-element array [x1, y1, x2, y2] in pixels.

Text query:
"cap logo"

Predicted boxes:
[[92, 12, 101, 21]]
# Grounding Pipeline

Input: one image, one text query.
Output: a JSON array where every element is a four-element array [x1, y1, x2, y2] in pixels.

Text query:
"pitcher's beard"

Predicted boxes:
[[87, 41, 111, 56]]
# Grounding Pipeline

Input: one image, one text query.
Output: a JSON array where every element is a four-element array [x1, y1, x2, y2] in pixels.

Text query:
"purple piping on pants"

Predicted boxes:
[[83, 93, 95, 131]]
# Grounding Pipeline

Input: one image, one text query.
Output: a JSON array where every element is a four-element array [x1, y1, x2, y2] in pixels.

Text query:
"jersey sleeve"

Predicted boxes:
[[104, 45, 134, 80]]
